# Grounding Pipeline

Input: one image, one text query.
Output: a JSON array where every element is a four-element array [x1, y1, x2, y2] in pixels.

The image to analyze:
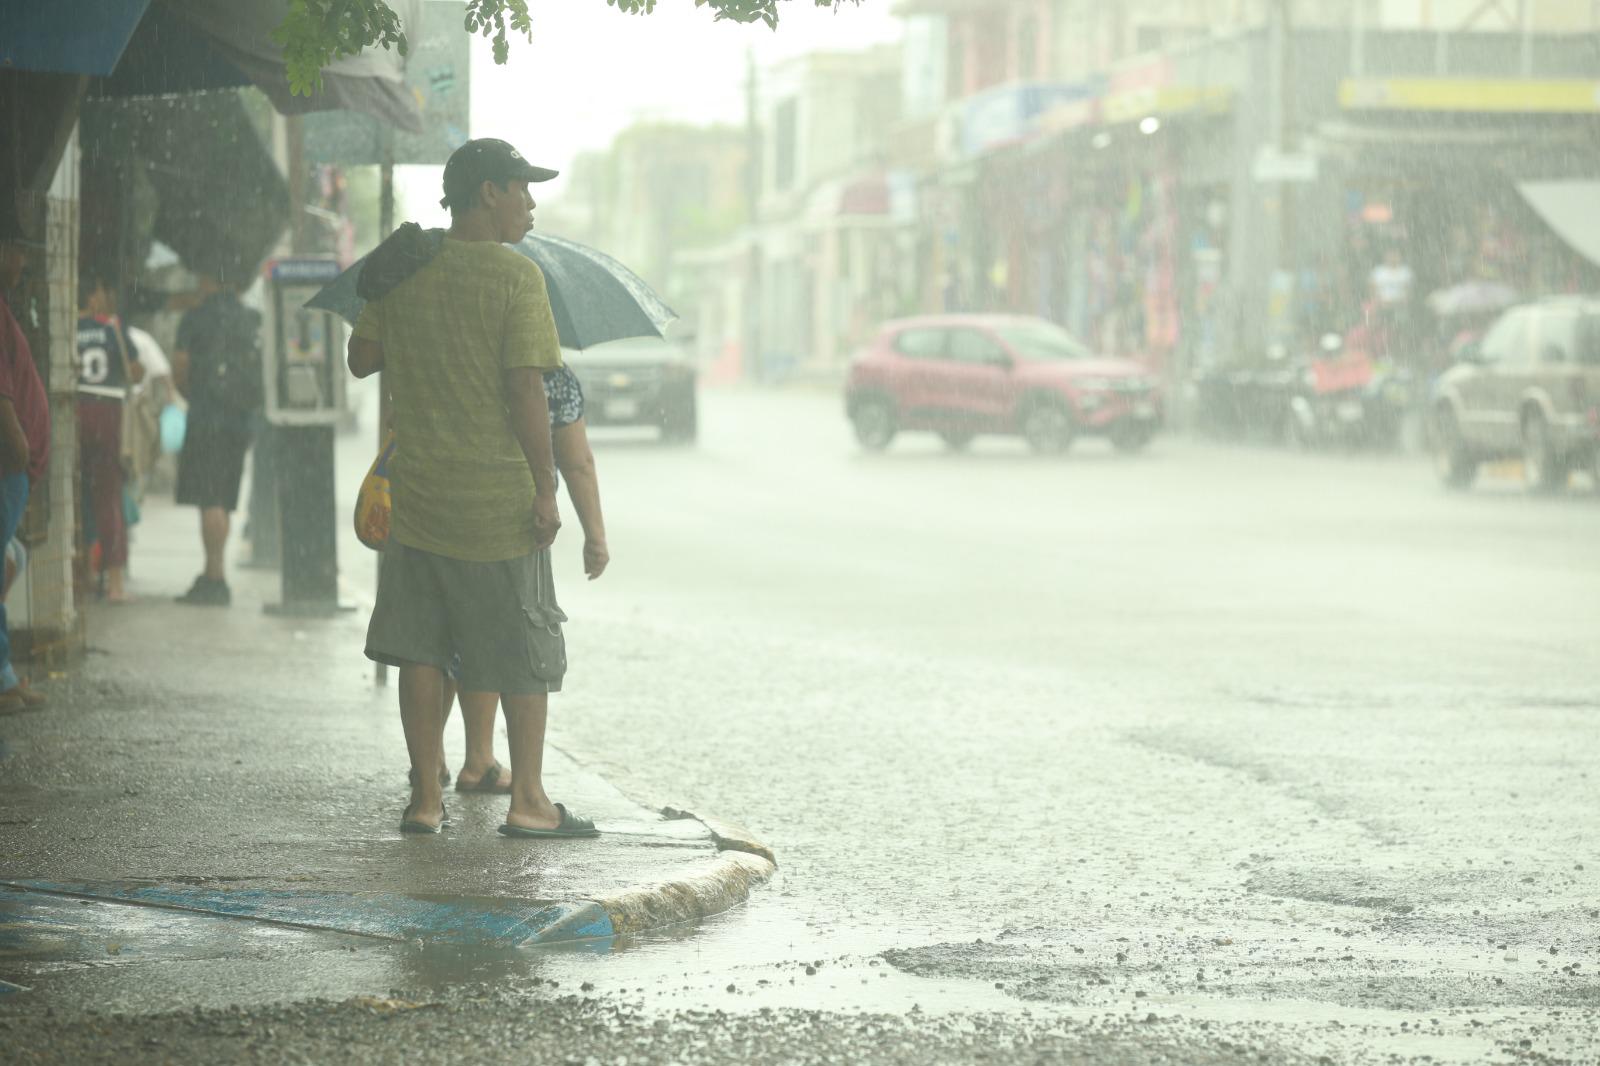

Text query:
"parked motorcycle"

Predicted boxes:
[[1283, 333, 1412, 451]]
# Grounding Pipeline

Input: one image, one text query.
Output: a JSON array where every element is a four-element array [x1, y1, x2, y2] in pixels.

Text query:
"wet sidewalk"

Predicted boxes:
[[0, 477, 771, 976]]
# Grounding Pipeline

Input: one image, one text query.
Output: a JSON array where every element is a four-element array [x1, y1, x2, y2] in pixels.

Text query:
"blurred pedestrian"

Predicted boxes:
[[347, 138, 595, 839], [448, 363, 609, 794], [76, 273, 140, 603], [171, 272, 263, 607], [0, 211, 52, 711], [1369, 247, 1415, 309], [120, 324, 171, 519], [1369, 249, 1418, 366]]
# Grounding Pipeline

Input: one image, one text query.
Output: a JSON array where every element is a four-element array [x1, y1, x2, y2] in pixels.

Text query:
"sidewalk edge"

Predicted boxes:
[[593, 848, 775, 939], [2, 808, 777, 949]]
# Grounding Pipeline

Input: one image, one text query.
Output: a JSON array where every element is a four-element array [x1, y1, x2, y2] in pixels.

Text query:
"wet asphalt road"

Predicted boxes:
[[9, 385, 1600, 1063]]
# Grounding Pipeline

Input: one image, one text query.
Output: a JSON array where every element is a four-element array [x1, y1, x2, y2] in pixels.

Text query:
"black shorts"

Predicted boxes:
[[175, 425, 251, 511]]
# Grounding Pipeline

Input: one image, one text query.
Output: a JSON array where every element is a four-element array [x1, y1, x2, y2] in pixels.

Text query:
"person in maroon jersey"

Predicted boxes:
[[76, 272, 142, 603]]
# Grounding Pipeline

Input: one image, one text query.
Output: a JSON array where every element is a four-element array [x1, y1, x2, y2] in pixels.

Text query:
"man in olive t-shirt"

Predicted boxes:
[[348, 138, 596, 839]]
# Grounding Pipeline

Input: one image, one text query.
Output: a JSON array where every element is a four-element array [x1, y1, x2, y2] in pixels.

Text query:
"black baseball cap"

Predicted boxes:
[[439, 138, 559, 210]]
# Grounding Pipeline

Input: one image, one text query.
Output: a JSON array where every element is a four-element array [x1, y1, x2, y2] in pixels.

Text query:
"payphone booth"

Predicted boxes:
[[263, 256, 349, 616]]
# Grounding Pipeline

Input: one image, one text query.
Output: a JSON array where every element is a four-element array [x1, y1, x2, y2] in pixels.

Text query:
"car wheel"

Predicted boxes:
[[1431, 406, 1477, 490], [1521, 410, 1568, 494], [851, 397, 897, 452], [1108, 421, 1152, 453], [1021, 401, 1074, 455], [938, 429, 975, 452]]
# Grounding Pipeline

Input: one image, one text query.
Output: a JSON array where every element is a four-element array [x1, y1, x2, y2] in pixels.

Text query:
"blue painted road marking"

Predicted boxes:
[[2, 881, 616, 948]]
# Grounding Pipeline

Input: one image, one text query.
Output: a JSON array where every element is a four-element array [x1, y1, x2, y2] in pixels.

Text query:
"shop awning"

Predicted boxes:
[[0, 0, 154, 76], [81, 91, 292, 286], [1519, 182, 1600, 269], [2, 0, 421, 131], [1341, 78, 1600, 115]]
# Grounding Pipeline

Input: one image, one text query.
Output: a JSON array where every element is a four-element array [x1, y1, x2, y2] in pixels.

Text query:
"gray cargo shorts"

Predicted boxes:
[[365, 541, 567, 694]]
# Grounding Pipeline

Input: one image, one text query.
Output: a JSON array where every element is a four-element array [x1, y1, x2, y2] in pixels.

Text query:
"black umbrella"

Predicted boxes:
[[304, 231, 676, 350]]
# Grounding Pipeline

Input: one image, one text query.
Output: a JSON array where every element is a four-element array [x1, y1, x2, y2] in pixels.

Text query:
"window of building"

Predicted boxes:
[[1017, 15, 1039, 81]]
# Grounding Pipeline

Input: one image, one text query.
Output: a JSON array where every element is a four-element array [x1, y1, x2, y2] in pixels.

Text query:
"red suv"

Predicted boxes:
[[844, 315, 1162, 453]]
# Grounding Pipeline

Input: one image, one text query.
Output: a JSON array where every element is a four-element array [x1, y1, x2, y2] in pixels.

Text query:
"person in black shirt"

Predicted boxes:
[[172, 273, 262, 607], [76, 273, 141, 603]]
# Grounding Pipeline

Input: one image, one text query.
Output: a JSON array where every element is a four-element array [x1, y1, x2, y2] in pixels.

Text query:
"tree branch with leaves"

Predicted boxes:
[[275, 0, 852, 96]]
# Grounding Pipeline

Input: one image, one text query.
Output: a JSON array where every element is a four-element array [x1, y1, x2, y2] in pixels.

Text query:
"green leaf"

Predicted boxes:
[[277, 0, 860, 88]]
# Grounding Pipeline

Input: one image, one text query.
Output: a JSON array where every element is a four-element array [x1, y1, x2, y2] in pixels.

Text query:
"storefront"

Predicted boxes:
[[1304, 77, 1600, 370]]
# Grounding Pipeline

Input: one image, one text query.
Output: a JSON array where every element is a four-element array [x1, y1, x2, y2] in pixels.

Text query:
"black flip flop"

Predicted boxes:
[[399, 799, 450, 835], [497, 803, 599, 839], [455, 762, 510, 794]]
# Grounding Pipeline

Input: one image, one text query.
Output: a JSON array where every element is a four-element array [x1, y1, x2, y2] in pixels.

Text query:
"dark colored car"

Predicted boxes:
[[563, 338, 698, 443], [1431, 297, 1600, 492], [844, 314, 1162, 453]]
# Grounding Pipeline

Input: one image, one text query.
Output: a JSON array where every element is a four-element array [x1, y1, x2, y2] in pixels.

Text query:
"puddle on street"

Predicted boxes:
[[4, 884, 1591, 1066], [0, 882, 1013, 1017], [529, 891, 1017, 1016]]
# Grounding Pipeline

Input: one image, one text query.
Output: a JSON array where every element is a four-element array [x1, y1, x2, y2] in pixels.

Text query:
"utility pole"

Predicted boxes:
[[379, 128, 395, 241], [1262, 0, 1295, 350], [742, 48, 763, 382], [1519, 0, 1537, 77], [1276, 0, 1295, 276]]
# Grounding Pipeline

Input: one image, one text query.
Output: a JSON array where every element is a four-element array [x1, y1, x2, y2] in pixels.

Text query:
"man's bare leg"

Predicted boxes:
[[456, 691, 504, 784], [502, 691, 561, 830], [439, 676, 457, 784], [200, 507, 229, 581], [399, 664, 447, 828]]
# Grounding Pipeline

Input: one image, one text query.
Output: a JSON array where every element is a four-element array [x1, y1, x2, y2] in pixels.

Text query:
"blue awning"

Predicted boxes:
[[0, 0, 155, 76], [1, 0, 421, 132]]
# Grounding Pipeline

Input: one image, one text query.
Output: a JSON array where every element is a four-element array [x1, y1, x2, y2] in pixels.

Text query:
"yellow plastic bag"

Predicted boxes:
[[354, 433, 396, 550]]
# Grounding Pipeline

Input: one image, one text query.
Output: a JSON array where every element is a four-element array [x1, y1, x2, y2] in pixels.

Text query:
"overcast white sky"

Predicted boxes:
[[396, 0, 903, 222]]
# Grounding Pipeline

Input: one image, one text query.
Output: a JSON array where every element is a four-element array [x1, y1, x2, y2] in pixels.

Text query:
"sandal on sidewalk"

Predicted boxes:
[[497, 803, 599, 839], [399, 799, 449, 835], [455, 761, 512, 794]]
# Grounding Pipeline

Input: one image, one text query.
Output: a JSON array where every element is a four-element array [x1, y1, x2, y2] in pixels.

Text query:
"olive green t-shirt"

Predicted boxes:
[[353, 238, 561, 561]]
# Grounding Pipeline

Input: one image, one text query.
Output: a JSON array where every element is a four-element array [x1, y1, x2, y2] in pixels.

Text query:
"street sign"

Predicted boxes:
[[269, 258, 344, 284], [302, 0, 470, 166], [1252, 146, 1319, 184]]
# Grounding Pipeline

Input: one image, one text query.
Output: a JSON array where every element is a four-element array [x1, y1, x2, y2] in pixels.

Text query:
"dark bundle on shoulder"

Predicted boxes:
[[357, 223, 446, 302]]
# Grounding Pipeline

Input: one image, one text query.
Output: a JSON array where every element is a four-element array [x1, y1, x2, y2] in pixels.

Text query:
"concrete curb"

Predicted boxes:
[[0, 809, 775, 950], [596, 809, 777, 937]]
